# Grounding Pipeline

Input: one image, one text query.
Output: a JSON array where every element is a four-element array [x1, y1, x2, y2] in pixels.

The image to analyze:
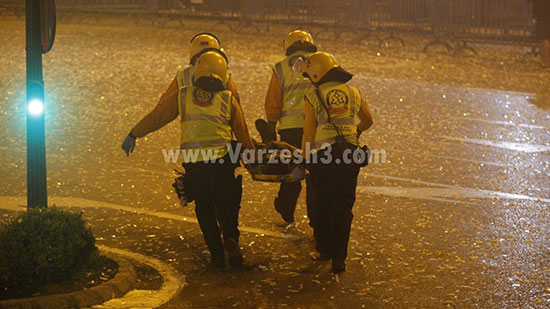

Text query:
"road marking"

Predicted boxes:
[[440, 136, 550, 153], [114, 168, 550, 204], [445, 116, 547, 130], [94, 245, 186, 309], [379, 131, 511, 166], [387, 129, 549, 155], [364, 173, 550, 203], [357, 186, 471, 204], [386, 147, 507, 167], [0, 196, 299, 239], [118, 167, 174, 177]]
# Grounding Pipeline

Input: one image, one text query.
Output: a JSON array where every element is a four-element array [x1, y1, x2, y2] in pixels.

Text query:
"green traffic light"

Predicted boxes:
[[27, 98, 44, 116]]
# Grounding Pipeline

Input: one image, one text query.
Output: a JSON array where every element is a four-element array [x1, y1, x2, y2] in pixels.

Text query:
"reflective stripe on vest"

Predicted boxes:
[[273, 52, 313, 130], [178, 86, 233, 162], [279, 109, 304, 117], [181, 114, 230, 125], [176, 66, 194, 89], [180, 138, 229, 149], [305, 82, 362, 150]]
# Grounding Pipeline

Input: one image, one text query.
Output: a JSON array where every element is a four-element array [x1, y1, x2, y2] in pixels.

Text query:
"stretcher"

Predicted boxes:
[[244, 119, 306, 183]]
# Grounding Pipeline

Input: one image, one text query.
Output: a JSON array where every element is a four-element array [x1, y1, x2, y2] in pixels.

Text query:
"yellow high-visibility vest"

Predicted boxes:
[[176, 66, 194, 89], [305, 82, 362, 149], [273, 52, 313, 130], [178, 86, 233, 162]]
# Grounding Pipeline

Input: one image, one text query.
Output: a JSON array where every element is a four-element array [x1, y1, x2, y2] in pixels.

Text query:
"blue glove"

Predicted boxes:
[[122, 133, 136, 156]]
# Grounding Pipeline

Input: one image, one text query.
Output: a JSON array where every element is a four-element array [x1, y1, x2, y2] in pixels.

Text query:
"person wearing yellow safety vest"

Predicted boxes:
[[264, 30, 317, 224], [121, 52, 255, 269], [301, 52, 374, 273], [157, 33, 241, 110]]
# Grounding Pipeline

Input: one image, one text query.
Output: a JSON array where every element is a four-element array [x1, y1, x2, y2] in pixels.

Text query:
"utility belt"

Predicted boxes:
[[173, 151, 242, 207], [315, 140, 370, 168], [172, 169, 195, 206]]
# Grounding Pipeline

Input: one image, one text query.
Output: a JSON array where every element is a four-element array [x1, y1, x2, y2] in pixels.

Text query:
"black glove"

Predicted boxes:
[[267, 121, 277, 143], [122, 132, 136, 156]]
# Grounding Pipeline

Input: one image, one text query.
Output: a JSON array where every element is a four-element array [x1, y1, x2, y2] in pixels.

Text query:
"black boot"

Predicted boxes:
[[314, 235, 331, 261], [274, 198, 295, 223], [331, 259, 346, 273], [211, 254, 225, 269], [224, 238, 243, 268]]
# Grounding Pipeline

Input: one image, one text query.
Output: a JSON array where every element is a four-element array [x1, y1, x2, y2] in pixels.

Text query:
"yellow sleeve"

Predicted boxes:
[[130, 90, 179, 138], [302, 97, 317, 157]]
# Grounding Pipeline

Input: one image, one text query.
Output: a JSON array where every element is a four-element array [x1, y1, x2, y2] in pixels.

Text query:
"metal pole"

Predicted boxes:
[[26, 0, 48, 209]]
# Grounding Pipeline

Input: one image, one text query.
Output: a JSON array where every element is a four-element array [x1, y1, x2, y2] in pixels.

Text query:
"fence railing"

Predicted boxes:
[[4, 0, 540, 56]]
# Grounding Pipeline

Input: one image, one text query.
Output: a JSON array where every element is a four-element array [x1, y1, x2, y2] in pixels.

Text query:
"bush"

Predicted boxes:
[[0, 208, 96, 288]]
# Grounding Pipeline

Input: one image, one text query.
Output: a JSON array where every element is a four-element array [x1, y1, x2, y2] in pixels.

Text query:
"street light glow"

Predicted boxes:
[[27, 99, 44, 116]]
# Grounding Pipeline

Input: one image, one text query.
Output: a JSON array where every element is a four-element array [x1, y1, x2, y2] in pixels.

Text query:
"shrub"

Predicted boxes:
[[0, 208, 96, 288]]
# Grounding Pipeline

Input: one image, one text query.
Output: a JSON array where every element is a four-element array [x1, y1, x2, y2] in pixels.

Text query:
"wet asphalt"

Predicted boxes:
[[0, 14, 549, 308]]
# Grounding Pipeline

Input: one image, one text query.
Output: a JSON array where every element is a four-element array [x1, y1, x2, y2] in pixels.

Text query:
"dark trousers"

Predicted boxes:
[[308, 144, 360, 261], [183, 156, 242, 258], [276, 128, 316, 224]]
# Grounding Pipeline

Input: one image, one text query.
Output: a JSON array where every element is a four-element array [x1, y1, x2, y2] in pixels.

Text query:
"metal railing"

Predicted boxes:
[[7, 0, 540, 56]]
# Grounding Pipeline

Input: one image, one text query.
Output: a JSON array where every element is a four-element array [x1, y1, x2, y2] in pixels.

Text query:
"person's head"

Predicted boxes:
[[192, 51, 229, 92], [283, 30, 317, 56], [301, 52, 353, 86], [189, 32, 221, 65]]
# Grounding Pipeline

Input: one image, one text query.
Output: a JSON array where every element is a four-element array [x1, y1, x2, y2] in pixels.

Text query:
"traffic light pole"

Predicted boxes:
[[26, 0, 48, 209]]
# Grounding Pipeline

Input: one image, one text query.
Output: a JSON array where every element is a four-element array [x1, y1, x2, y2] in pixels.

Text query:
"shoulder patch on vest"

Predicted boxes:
[[326, 89, 349, 114], [193, 88, 213, 106]]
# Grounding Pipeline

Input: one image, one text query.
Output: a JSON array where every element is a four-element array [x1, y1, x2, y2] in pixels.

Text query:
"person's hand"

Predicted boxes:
[[122, 133, 136, 156], [290, 165, 306, 182]]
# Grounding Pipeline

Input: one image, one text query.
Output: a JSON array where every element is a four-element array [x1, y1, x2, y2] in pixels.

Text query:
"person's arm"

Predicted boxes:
[[230, 96, 255, 150], [131, 90, 179, 138], [302, 97, 317, 159], [158, 76, 178, 106], [226, 76, 241, 105], [357, 97, 374, 133], [265, 72, 283, 124]]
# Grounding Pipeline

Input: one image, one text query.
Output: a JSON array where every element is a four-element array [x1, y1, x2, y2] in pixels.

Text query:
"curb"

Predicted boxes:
[[0, 250, 137, 309], [0, 196, 298, 239]]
